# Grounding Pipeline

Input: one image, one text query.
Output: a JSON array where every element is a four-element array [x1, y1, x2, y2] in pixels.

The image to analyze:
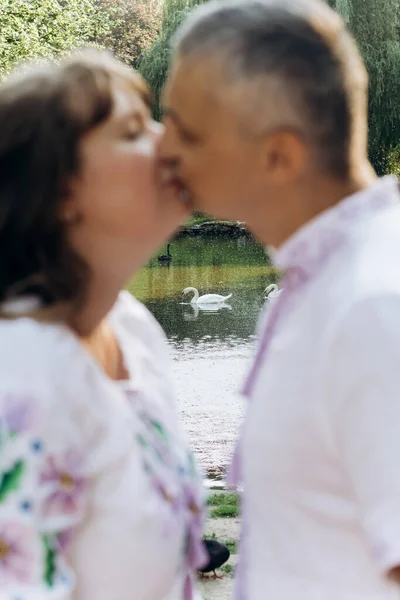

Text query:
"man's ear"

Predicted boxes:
[[262, 130, 307, 184]]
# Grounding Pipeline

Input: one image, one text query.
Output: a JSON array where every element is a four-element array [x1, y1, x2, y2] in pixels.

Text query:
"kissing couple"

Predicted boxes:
[[1, 1, 400, 600]]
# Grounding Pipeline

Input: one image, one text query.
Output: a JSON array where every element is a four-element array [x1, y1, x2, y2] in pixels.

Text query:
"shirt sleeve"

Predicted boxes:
[[0, 359, 127, 600], [325, 294, 400, 575]]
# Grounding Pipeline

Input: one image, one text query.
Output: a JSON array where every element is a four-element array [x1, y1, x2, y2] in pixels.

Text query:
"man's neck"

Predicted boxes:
[[251, 164, 377, 248]]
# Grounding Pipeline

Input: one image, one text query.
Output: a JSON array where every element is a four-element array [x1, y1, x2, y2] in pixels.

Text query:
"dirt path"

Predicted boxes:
[[204, 518, 241, 540]]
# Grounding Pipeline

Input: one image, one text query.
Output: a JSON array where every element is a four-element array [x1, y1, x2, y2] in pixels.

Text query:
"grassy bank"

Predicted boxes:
[[189, 213, 216, 225], [207, 492, 240, 518]]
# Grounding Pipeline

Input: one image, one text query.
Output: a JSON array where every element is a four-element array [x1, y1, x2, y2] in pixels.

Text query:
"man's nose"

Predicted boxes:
[[149, 119, 164, 141], [158, 122, 180, 166]]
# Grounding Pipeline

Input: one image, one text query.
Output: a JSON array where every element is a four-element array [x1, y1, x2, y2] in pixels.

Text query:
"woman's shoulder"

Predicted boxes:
[[0, 317, 96, 417], [0, 316, 81, 373], [111, 291, 167, 347], [0, 315, 131, 468]]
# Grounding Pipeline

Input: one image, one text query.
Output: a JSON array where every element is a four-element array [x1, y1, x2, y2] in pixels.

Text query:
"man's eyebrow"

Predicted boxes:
[[163, 107, 194, 131]]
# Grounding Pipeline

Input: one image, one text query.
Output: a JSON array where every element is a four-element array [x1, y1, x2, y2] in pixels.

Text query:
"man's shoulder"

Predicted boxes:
[[322, 204, 400, 303]]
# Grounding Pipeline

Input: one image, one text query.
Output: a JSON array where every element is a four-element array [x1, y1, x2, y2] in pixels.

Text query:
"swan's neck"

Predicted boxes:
[[167, 244, 171, 256], [184, 287, 199, 303]]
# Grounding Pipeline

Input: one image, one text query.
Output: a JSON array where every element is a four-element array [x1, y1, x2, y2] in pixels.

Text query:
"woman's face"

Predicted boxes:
[[64, 81, 189, 280]]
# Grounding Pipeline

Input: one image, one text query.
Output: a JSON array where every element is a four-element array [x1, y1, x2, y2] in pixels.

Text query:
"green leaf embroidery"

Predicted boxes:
[[0, 460, 25, 502], [152, 420, 168, 441], [43, 535, 56, 587], [136, 433, 148, 447]]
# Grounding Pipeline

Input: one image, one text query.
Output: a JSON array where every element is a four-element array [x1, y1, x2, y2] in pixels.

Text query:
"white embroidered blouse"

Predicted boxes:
[[0, 292, 206, 600]]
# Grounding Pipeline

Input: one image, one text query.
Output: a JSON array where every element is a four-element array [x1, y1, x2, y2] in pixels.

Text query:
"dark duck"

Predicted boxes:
[[158, 243, 172, 263], [198, 539, 230, 579]]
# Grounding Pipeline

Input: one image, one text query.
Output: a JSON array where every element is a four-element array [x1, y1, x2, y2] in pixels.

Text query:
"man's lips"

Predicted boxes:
[[159, 171, 194, 208]]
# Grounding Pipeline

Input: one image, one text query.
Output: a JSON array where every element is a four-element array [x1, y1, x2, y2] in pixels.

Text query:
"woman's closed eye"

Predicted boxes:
[[122, 128, 142, 141]]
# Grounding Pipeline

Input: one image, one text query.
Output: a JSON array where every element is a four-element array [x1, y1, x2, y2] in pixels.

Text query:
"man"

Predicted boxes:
[[160, 0, 400, 599]]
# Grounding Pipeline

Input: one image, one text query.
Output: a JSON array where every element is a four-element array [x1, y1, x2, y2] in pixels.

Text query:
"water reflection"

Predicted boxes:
[[129, 236, 277, 483], [181, 302, 232, 321]]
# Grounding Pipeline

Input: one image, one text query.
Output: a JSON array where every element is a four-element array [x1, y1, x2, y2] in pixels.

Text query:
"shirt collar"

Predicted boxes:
[[270, 176, 399, 275]]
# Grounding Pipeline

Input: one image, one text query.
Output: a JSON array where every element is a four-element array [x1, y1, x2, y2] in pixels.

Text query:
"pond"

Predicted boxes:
[[128, 235, 277, 486]]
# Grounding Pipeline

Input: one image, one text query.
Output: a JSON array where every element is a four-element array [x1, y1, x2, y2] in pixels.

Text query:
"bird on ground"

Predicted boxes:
[[198, 539, 230, 579], [158, 243, 172, 263], [263, 283, 283, 302], [183, 287, 232, 304]]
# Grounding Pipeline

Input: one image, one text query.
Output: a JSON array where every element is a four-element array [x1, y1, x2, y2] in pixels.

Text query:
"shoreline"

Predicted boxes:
[[175, 220, 253, 240]]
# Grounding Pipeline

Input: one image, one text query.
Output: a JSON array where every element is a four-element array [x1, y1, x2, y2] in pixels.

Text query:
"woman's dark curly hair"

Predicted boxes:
[[0, 49, 150, 315]]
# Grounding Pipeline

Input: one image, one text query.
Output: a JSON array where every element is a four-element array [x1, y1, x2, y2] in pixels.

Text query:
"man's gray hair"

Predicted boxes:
[[172, 0, 368, 178]]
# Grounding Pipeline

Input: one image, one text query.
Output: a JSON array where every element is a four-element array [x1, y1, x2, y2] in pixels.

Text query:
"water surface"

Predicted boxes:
[[129, 236, 277, 484]]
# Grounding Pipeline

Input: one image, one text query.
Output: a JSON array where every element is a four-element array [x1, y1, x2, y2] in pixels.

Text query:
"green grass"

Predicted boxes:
[[210, 505, 239, 518], [207, 492, 240, 518], [207, 492, 239, 506], [188, 213, 216, 225], [225, 539, 237, 554], [220, 563, 235, 575]]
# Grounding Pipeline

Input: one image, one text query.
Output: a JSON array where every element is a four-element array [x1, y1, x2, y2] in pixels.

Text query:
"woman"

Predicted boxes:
[[0, 50, 206, 599]]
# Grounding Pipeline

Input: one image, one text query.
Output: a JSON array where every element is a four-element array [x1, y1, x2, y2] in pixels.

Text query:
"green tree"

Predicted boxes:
[[327, 0, 400, 174], [0, 0, 109, 78], [388, 144, 400, 177], [139, 0, 205, 119], [96, 0, 161, 70]]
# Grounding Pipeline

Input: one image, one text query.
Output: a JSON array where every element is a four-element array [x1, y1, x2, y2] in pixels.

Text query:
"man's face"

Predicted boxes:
[[160, 58, 266, 221]]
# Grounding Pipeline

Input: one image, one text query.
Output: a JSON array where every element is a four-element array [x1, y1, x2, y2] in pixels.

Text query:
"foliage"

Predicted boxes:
[[327, 0, 400, 174], [207, 492, 240, 506], [0, 0, 109, 78], [95, 0, 161, 69], [139, 0, 206, 119], [388, 144, 400, 177], [141, 0, 400, 173], [224, 539, 237, 554], [220, 563, 235, 574], [189, 213, 217, 225], [207, 492, 240, 518]]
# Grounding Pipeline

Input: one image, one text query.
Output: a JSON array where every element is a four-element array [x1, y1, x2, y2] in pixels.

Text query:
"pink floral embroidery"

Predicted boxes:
[[0, 522, 37, 583], [1, 394, 35, 434], [57, 528, 74, 553], [40, 451, 86, 517]]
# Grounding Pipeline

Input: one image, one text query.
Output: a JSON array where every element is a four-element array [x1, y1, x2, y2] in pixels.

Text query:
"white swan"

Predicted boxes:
[[263, 284, 283, 302], [183, 287, 233, 304]]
